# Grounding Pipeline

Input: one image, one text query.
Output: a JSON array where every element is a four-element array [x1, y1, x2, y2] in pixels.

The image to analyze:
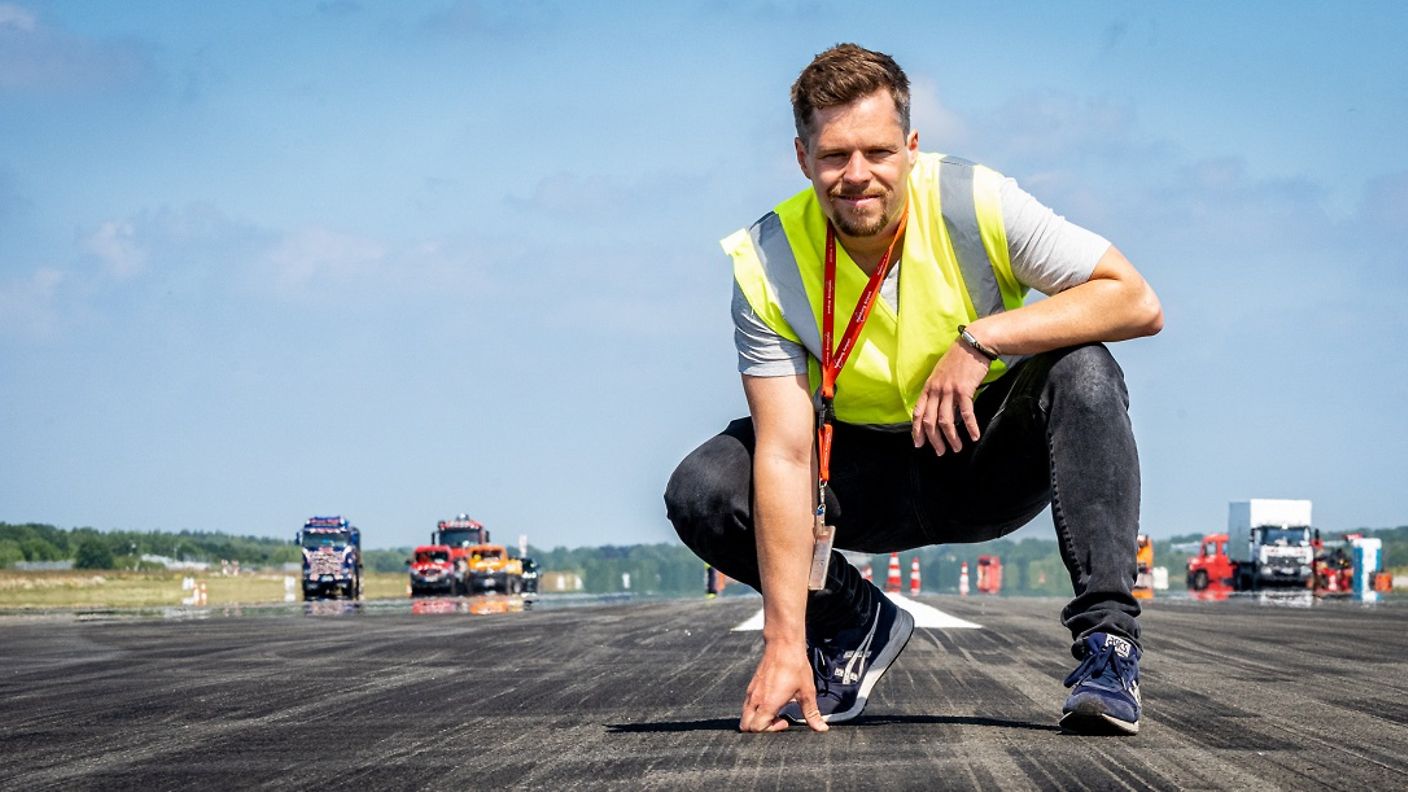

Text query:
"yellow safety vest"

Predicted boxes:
[[723, 153, 1026, 425]]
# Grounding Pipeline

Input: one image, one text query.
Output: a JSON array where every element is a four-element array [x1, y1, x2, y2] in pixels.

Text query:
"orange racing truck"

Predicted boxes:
[[463, 543, 525, 595]]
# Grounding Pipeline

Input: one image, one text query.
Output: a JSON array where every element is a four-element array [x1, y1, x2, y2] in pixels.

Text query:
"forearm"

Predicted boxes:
[[968, 246, 1163, 356], [752, 450, 816, 650]]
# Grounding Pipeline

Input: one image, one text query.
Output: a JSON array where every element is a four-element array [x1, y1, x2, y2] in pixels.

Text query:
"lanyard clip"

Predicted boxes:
[[814, 390, 835, 432]]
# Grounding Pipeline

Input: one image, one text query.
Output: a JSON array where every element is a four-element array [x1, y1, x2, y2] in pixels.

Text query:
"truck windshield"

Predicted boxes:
[[438, 529, 482, 547], [303, 531, 349, 549], [1259, 527, 1308, 546]]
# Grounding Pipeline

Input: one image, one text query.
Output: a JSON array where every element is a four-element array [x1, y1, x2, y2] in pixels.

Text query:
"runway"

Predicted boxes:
[[3, 592, 1407, 790]]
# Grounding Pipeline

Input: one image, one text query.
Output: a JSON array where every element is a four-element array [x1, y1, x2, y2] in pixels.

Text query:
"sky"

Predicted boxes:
[[2, 1, 1407, 550]]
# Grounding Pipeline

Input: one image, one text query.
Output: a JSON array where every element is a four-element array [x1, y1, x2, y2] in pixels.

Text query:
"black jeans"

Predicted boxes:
[[665, 344, 1142, 653]]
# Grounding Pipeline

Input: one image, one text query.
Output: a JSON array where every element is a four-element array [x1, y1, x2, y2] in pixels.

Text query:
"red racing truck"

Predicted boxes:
[[431, 514, 490, 594], [408, 545, 456, 597]]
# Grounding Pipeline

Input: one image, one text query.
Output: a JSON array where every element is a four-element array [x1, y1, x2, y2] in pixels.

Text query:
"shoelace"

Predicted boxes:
[[1064, 647, 1136, 691], [808, 642, 869, 699]]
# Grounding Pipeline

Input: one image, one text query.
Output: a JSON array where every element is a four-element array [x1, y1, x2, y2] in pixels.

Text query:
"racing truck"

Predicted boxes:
[[463, 543, 525, 594], [1187, 499, 1314, 591], [297, 515, 363, 600], [408, 544, 456, 597]]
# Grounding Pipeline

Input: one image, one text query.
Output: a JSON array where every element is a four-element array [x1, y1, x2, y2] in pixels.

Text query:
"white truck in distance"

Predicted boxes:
[[1228, 499, 1314, 590]]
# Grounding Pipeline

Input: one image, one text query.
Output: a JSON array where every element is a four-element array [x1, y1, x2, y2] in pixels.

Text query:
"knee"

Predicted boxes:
[[1044, 343, 1129, 413], [664, 436, 751, 546]]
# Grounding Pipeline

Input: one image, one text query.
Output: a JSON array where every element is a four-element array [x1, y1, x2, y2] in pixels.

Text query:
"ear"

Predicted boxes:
[[906, 129, 919, 163], [795, 137, 812, 180]]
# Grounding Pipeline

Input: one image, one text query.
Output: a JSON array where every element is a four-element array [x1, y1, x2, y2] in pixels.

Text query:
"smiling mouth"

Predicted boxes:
[[835, 193, 882, 207]]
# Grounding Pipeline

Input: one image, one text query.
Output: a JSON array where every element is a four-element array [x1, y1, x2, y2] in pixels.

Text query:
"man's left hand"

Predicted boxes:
[[911, 341, 991, 454]]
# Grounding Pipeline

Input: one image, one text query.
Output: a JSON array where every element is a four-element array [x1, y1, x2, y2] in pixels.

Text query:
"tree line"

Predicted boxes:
[[4, 521, 1403, 594]]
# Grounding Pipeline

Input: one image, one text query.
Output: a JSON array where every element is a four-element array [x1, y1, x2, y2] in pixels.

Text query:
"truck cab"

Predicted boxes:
[[464, 543, 525, 594], [1187, 533, 1235, 591], [1241, 525, 1313, 588], [408, 544, 455, 597], [297, 515, 362, 601]]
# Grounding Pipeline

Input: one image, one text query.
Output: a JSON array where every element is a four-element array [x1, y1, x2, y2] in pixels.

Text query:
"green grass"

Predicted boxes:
[[0, 570, 411, 609]]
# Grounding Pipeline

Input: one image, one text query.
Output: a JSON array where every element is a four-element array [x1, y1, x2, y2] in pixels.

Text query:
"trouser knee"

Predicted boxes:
[[1040, 343, 1130, 414], [663, 423, 754, 557]]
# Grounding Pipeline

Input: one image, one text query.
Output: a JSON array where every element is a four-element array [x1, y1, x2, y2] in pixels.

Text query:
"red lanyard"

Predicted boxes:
[[816, 209, 908, 487]]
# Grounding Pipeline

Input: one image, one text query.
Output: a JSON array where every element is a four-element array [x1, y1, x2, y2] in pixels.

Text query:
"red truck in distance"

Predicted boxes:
[[408, 545, 455, 597]]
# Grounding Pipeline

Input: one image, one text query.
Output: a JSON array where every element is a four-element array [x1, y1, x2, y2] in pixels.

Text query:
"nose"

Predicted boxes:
[[841, 151, 870, 185]]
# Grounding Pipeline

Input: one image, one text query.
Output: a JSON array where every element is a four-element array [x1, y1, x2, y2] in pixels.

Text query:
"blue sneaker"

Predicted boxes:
[[782, 593, 915, 724], [1061, 632, 1142, 735]]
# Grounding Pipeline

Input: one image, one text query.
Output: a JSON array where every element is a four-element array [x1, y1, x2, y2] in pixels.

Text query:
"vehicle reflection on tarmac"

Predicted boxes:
[[1182, 585, 1354, 607], [299, 594, 535, 617], [410, 595, 531, 616]]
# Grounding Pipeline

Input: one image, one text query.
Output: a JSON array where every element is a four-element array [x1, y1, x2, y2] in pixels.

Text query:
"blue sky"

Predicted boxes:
[[2, 1, 1406, 550]]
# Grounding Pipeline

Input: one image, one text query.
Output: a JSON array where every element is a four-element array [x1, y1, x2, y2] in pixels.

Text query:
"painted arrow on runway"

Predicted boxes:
[[731, 592, 982, 631]]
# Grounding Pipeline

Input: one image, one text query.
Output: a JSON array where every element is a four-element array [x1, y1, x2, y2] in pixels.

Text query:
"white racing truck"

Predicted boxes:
[[1228, 499, 1314, 590]]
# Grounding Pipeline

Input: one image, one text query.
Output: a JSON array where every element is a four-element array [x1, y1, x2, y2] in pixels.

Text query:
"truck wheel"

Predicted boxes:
[[1191, 570, 1208, 591]]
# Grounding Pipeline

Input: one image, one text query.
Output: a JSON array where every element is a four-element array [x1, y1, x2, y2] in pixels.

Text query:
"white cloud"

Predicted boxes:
[[908, 77, 969, 152], [266, 227, 386, 295], [85, 220, 147, 278], [0, 4, 158, 93], [0, 266, 64, 338], [0, 3, 36, 32]]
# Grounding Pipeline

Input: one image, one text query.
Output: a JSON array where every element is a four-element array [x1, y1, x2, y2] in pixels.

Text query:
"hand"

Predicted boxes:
[[738, 643, 829, 733], [911, 340, 992, 455]]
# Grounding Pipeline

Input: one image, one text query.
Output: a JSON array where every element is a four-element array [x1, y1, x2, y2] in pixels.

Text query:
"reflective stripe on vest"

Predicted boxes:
[[723, 153, 1027, 425]]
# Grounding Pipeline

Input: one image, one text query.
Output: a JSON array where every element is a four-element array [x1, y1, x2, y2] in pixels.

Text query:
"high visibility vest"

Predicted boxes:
[[723, 153, 1027, 425]]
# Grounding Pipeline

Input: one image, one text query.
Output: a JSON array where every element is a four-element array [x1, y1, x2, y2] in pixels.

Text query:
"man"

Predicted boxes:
[[665, 44, 1162, 735]]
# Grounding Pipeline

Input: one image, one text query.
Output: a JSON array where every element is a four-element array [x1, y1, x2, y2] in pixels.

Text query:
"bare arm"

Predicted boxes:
[[737, 372, 829, 733], [912, 245, 1163, 453], [968, 244, 1162, 354]]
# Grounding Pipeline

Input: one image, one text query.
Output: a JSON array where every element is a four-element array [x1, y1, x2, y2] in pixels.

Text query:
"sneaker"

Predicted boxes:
[[781, 593, 915, 724], [1060, 632, 1142, 735]]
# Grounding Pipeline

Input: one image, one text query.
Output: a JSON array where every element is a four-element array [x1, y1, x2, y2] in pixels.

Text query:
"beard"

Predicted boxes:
[[828, 186, 898, 237]]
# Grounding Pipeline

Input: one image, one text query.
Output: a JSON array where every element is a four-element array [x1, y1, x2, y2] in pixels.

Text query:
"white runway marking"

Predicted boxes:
[[731, 592, 982, 632]]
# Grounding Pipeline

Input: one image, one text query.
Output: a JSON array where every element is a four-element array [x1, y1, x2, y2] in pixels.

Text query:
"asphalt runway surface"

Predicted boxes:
[[3, 591, 1407, 790]]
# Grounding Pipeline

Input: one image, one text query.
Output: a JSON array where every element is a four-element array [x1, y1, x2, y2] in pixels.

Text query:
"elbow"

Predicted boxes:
[[1132, 283, 1163, 338]]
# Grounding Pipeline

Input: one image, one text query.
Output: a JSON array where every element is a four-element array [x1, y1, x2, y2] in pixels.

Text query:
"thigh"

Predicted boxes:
[[916, 361, 1053, 543]]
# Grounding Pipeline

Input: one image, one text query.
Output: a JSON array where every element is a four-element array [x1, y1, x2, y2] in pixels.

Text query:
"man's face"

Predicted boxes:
[[795, 89, 918, 239]]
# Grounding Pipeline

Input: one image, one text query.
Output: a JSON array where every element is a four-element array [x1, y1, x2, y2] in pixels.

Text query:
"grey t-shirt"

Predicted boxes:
[[733, 175, 1111, 376]]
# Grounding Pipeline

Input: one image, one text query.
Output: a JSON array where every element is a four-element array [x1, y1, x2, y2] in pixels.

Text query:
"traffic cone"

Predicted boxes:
[[861, 564, 873, 583], [910, 556, 921, 595], [886, 553, 902, 593], [959, 562, 970, 596]]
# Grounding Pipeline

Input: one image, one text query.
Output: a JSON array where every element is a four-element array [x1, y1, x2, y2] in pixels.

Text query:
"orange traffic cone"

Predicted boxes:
[[861, 564, 873, 583], [959, 562, 970, 596], [886, 553, 902, 593], [910, 556, 921, 595]]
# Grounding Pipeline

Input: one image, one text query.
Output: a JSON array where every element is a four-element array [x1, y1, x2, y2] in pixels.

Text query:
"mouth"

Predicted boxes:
[[833, 192, 884, 211]]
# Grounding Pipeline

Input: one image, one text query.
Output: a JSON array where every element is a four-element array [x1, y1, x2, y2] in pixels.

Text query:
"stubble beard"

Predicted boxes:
[[829, 187, 898, 238]]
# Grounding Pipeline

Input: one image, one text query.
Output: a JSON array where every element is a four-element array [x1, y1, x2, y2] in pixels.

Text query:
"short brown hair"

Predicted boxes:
[[790, 43, 910, 146]]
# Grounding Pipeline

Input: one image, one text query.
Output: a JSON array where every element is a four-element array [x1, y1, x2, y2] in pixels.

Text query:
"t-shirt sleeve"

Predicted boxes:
[[1000, 176, 1111, 295], [732, 280, 809, 377]]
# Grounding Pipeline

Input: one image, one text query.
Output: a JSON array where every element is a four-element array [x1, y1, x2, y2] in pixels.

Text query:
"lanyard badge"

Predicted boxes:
[[807, 209, 908, 590]]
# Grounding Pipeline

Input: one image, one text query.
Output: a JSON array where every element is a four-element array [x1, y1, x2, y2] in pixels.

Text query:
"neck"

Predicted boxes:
[[835, 214, 905, 276]]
